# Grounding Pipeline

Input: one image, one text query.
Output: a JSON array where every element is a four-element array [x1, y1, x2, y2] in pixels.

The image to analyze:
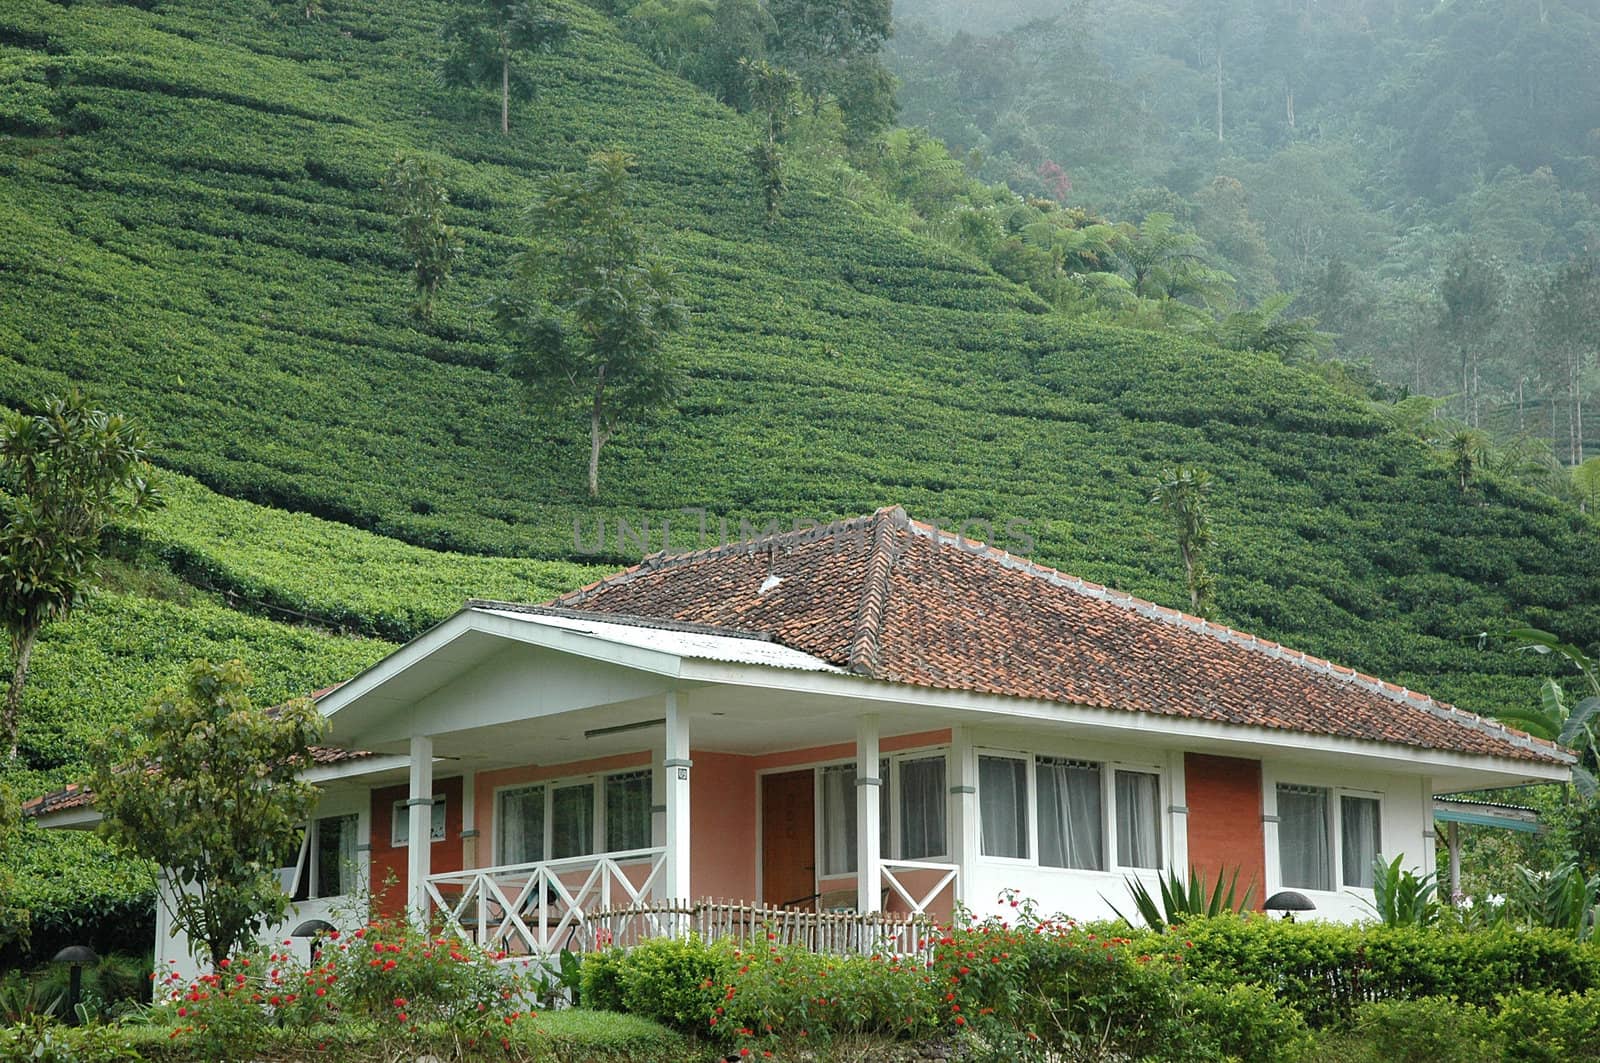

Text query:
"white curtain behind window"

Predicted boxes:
[[605, 771, 653, 853], [899, 756, 947, 859], [1340, 796, 1381, 887], [1278, 785, 1331, 890], [498, 785, 545, 865], [979, 756, 1028, 858], [821, 765, 857, 875], [551, 783, 594, 859], [1115, 771, 1160, 869], [1037, 758, 1104, 870]]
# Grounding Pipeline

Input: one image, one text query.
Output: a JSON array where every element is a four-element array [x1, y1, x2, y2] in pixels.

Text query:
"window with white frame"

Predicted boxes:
[[979, 752, 1162, 869], [288, 813, 359, 901], [1276, 784, 1383, 891], [1341, 795, 1381, 888], [391, 795, 446, 846], [605, 771, 654, 852], [497, 784, 545, 864], [1037, 758, 1104, 870], [819, 752, 947, 876], [1116, 770, 1162, 870], [897, 754, 947, 860], [1277, 785, 1331, 890], [494, 769, 654, 865], [979, 754, 1029, 859]]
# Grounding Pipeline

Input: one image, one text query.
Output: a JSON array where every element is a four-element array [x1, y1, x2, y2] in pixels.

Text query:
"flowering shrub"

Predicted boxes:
[[933, 893, 1192, 1059], [705, 937, 941, 1057], [146, 918, 539, 1058]]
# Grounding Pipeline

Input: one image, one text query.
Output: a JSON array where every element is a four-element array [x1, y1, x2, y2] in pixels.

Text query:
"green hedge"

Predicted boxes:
[[1144, 918, 1600, 1028]]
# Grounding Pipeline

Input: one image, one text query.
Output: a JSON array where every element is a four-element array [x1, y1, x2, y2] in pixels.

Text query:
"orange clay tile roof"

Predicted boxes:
[[550, 506, 1570, 766]]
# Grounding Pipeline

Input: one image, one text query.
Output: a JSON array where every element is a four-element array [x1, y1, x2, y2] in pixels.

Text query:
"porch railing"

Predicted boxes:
[[880, 859, 959, 917], [573, 900, 938, 960], [424, 846, 666, 957]]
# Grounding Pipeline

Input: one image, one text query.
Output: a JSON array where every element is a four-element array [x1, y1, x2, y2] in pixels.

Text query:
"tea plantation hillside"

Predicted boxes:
[[2, 0, 1600, 726]]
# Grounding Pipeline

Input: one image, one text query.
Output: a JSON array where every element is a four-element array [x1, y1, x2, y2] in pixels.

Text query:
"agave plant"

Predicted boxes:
[[1105, 865, 1253, 932], [1366, 854, 1439, 927]]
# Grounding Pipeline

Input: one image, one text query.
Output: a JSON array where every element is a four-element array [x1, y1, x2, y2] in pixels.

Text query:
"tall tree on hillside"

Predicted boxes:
[[94, 660, 326, 969], [494, 151, 689, 497], [440, 0, 569, 135], [742, 58, 802, 221], [767, 0, 895, 147], [0, 392, 160, 760], [1151, 466, 1214, 615], [381, 153, 463, 323], [1438, 245, 1506, 429], [1535, 259, 1600, 466]]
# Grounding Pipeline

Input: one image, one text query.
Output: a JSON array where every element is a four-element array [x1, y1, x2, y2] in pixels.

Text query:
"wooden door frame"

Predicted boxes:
[[755, 766, 819, 909]]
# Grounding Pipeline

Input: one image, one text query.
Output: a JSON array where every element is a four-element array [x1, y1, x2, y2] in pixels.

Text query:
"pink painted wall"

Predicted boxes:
[[691, 751, 759, 901]]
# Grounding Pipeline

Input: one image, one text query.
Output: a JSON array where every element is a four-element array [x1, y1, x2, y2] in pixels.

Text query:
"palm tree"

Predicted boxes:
[[440, 0, 569, 135]]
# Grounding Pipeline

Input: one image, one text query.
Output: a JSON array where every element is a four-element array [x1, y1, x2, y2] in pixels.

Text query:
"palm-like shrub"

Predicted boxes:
[[1107, 865, 1253, 931]]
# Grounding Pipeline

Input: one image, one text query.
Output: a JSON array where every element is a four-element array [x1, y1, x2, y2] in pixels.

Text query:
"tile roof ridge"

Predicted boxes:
[[547, 510, 888, 607], [847, 507, 907, 677], [898, 518, 1572, 766]]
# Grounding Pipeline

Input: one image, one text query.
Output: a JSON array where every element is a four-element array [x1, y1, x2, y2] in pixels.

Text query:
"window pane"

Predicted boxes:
[[880, 757, 891, 858], [285, 826, 309, 902], [899, 756, 947, 860], [1278, 785, 1331, 890], [1341, 796, 1381, 888], [1037, 758, 1104, 870], [551, 783, 595, 859], [979, 756, 1028, 858], [316, 815, 359, 898], [1115, 771, 1160, 869], [392, 796, 445, 846], [821, 765, 857, 876], [605, 771, 653, 853], [497, 785, 545, 865]]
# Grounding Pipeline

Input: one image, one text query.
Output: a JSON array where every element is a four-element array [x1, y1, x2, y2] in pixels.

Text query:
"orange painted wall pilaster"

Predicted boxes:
[[1183, 753, 1266, 910]]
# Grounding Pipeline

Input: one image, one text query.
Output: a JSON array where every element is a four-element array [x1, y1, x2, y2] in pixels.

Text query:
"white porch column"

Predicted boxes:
[[460, 770, 478, 870], [663, 691, 692, 902], [406, 735, 434, 924], [948, 726, 979, 901], [856, 714, 882, 913]]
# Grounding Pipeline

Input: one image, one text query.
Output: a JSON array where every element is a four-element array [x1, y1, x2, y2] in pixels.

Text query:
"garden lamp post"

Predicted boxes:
[[1263, 891, 1315, 922], [51, 945, 97, 1023]]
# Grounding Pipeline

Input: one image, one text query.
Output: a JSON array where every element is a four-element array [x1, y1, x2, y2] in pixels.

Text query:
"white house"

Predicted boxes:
[[29, 507, 1570, 977]]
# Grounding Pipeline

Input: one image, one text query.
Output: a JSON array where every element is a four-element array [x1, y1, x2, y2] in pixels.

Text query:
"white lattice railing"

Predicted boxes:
[[880, 859, 959, 916], [425, 847, 666, 958]]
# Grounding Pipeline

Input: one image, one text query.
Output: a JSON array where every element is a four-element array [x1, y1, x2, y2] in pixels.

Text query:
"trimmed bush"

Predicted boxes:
[[1353, 997, 1499, 1063], [1143, 916, 1600, 1027]]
